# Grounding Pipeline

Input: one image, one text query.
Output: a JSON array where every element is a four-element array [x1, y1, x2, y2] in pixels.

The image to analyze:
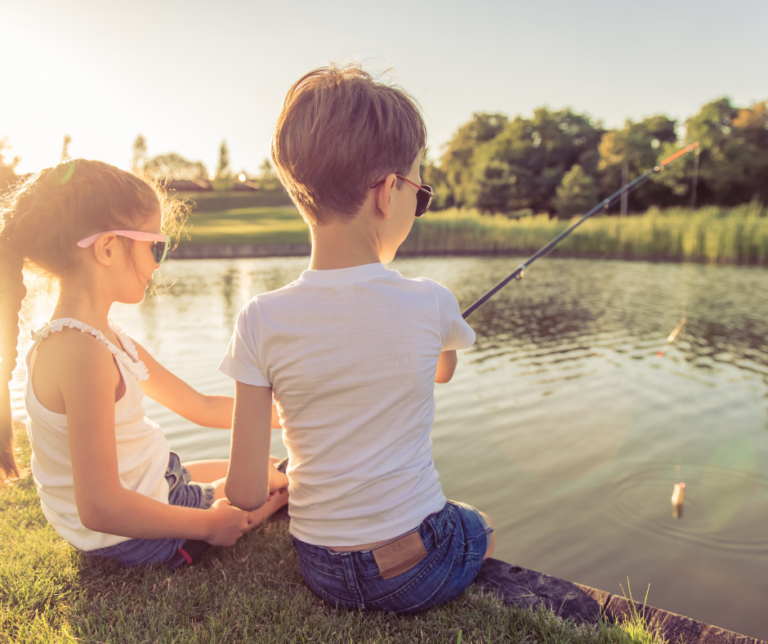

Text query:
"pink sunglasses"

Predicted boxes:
[[77, 230, 169, 263]]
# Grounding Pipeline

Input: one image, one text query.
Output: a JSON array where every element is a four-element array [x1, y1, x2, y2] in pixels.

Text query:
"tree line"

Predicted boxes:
[[3, 97, 765, 208], [131, 135, 282, 190], [423, 98, 768, 217], [0, 135, 282, 193]]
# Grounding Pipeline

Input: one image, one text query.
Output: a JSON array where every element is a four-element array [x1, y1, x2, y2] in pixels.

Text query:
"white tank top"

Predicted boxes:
[[24, 318, 170, 551]]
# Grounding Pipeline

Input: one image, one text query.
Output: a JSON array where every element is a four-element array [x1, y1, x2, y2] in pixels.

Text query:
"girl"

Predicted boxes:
[[0, 159, 288, 566]]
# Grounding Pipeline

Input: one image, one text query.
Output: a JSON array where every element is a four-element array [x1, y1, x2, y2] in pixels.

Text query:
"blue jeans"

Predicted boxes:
[[85, 452, 215, 567], [291, 501, 493, 614]]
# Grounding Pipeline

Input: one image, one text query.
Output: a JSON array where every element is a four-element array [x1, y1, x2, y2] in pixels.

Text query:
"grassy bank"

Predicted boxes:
[[178, 202, 768, 264], [401, 204, 768, 264], [1, 425, 663, 644]]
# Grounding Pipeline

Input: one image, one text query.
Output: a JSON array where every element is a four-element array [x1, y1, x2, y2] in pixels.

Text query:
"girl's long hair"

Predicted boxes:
[[0, 159, 185, 483]]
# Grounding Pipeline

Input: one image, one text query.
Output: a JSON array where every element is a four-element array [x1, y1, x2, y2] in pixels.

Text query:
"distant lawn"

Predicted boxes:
[[174, 189, 295, 212], [179, 206, 309, 246]]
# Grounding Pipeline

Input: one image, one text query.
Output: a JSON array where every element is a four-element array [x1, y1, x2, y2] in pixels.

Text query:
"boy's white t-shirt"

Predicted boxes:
[[219, 262, 475, 546]]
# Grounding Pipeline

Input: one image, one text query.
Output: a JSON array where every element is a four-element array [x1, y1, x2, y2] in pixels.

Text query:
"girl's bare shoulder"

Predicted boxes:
[[34, 327, 120, 383], [31, 326, 121, 413]]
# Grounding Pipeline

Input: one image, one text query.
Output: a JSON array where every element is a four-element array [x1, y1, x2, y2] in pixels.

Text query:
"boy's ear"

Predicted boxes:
[[375, 173, 398, 220], [93, 234, 118, 267]]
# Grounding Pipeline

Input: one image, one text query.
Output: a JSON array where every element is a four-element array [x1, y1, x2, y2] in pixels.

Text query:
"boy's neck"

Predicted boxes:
[[308, 216, 383, 271]]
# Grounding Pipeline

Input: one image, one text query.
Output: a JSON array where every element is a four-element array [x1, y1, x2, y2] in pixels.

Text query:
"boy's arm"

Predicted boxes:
[[225, 382, 273, 511], [435, 350, 458, 383]]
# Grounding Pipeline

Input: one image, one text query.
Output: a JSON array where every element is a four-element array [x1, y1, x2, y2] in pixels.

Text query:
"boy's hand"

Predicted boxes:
[[205, 499, 251, 546]]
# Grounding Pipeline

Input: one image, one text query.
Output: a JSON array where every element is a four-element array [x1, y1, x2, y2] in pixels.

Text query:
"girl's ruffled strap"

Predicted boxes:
[[107, 319, 142, 363], [31, 318, 149, 382]]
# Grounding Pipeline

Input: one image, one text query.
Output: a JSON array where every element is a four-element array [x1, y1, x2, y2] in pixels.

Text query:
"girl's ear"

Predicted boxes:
[[92, 234, 118, 267], [375, 173, 398, 220]]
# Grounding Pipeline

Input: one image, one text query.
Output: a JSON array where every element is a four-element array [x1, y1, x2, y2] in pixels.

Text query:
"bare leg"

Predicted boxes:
[[479, 510, 496, 559], [183, 459, 229, 483], [246, 488, 289, 530], [268, 456, 289, 491], [181, 460, 229, 502], [183, 457, 289, 503]]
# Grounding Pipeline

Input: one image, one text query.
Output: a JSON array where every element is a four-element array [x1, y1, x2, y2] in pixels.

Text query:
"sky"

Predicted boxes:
[[1, 0, 765, 175]]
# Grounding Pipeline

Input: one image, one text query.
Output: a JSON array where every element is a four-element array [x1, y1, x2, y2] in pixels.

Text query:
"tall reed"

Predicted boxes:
[[401, 203, 768, 264]]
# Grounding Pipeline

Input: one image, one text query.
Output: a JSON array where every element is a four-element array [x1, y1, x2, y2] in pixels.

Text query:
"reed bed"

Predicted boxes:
[[402, 204, 768, 264]]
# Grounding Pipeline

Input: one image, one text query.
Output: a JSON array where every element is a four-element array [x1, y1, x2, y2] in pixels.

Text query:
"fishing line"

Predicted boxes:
[[461, 143, 700, 319], [656, 270, 694, 506], [457, 144, 700, 517]]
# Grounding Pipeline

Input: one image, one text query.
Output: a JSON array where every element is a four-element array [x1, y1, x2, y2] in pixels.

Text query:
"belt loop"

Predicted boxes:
[[427, 508, 444, 542], [341, 552, 365, 610]]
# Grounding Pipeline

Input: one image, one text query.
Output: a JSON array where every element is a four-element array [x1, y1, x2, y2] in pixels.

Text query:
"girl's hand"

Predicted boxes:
[[205, 499, 251, 546]]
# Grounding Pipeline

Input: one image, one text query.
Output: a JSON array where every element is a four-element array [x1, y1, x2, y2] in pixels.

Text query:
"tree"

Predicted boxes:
[[0, 137, 20, 192], [655, 98, 768, 206], [439, 113, 508, 208], [256, 159, 282, 190], [466, 107, 603, 214], [421, 160, 450, 210], [131, 134, 147, 173], [217, 140, 230, 179], [554, 164, 598, 218], [144, 153, 208, 181], [597, 116, 677, 210], [61, 135, 72, 162]]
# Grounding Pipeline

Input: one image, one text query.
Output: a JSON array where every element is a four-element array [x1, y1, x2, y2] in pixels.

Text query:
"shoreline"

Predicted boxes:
[[2, 477, 763, 642], [170, 241, 767, 264], [474, 558, 764, 644], [3, 427, 766, 641]]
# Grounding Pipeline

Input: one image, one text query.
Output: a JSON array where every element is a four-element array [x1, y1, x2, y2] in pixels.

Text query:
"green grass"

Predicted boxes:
[[1, 424, 667, 643], [175, 190, 295, 212], [180, 206, 309, 246], [178, 202, 768, 264]]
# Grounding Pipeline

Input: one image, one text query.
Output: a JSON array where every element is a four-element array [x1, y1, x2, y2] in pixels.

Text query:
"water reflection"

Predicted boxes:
[[9, 255, 768, 638]]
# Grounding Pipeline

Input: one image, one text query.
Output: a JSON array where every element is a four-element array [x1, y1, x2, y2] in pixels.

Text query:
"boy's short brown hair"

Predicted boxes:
[[271, 64, 427, 225]]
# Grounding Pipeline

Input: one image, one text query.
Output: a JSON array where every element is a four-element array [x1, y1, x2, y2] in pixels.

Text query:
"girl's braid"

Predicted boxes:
[[0, 241, 26, 480]]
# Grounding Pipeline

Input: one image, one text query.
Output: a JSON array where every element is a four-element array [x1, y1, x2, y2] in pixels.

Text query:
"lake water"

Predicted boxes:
[[11, 256, 768, 639]]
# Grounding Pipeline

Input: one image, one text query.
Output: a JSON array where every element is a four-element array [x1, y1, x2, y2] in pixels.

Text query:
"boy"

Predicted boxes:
[[220, 64, 494, 614]]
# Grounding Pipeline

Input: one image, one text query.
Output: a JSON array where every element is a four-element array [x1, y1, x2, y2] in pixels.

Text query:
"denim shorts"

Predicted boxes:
[[291, 500, 493, 614], [85, 452, 215, 567]]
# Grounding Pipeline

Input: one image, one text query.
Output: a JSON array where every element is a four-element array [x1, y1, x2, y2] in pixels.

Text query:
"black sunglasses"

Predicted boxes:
[[370, 175, 434, 217]]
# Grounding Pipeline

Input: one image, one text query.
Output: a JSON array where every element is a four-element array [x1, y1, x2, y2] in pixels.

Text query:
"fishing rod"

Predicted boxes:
[[461, 142, 700, 319]]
